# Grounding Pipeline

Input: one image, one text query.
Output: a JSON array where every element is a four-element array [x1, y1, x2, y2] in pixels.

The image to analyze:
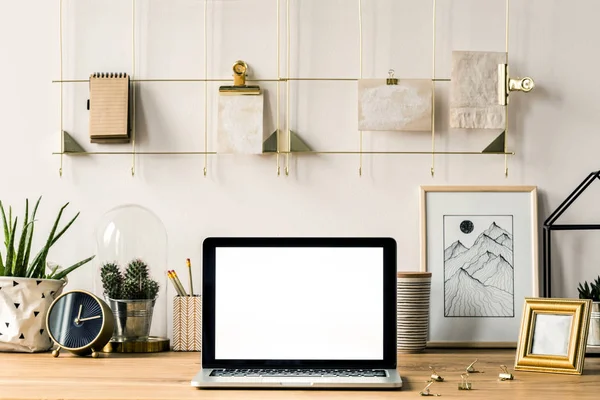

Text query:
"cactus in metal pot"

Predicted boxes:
[[100, 262, 123, 299]]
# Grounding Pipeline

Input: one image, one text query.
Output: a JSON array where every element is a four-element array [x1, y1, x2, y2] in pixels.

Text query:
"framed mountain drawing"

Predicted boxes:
[[420, 186, 539, 347]]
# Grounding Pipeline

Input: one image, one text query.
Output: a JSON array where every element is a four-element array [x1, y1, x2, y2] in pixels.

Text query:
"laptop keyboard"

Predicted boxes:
[[210, 368, 387, 378]]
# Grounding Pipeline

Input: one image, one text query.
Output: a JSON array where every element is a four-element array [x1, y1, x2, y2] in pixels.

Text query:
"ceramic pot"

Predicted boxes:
[[0, 277, 66, 352]]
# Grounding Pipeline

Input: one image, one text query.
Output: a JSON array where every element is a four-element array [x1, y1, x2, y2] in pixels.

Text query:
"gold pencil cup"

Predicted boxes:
[[172, 296, 202, 352]]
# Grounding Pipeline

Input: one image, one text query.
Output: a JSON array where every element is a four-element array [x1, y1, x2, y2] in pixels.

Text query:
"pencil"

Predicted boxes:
[[186, 258, 194, 296], [167, 271, 184, 296], [171, 270, 188, 297]]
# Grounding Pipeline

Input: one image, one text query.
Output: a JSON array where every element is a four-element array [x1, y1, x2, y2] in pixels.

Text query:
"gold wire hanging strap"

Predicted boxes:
[[358, 0, 363, 177], [130, 0, 137, 176], [430, 0, 436, 177], [504, 0, 510, 177], [203, 0, 208, 177], [284, 0, 291, 176], [59, 0, 64, 176], [276, 0, 281, 176]]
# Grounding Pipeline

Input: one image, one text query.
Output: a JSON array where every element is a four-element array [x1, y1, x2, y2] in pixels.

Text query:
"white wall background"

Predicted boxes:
[[1, 0, 600, 337]]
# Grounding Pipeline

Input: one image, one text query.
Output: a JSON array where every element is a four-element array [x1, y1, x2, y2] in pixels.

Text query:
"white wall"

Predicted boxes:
[[2, 0, 600, 337]]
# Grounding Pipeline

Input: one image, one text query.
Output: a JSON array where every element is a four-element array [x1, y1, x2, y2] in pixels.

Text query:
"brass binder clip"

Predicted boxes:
[[466, 359, 483, 373], [219, 60, 261, 95], [499, 365, 514, 381], [419, 381, 441, 397], [429, 366, 444, 382], [458, 374, 472, 390], [386, 69, 398, 85], [497, 64, 535, 105]]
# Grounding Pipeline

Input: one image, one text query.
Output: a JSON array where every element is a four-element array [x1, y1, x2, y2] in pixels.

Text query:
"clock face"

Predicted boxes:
[[47, 291, 104, 350]]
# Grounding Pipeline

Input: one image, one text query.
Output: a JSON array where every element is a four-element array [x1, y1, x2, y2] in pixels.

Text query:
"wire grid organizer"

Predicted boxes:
[[53, 0, 515, 178]]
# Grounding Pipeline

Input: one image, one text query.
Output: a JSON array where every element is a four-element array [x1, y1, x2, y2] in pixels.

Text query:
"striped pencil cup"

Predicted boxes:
[[172, 296, 202, 351]]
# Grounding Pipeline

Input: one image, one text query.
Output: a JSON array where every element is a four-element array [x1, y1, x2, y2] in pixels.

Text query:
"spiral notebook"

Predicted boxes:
[[89, 72, 130, 143]]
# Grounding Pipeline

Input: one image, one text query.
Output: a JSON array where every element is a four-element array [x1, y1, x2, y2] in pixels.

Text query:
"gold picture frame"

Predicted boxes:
[[515, 298, 592, 375], [420, 186, 538, 347]]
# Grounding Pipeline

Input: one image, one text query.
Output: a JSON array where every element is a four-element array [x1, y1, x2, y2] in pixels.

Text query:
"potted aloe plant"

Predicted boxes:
[[0, 197, 95, 352], [578, 277, 600, 346]]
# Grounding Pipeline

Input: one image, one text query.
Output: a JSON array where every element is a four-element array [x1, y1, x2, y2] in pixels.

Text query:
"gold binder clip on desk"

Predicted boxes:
[[219, 61, 261, 95]]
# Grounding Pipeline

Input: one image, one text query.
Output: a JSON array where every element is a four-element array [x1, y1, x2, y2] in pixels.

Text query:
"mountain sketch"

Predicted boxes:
[[444, 220, 514, 317]]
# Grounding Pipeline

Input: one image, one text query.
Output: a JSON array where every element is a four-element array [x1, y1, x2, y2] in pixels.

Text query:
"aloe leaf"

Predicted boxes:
[[23, 197, 41, 275], [51, 255, 95, 280], [0, 250, 4, 276], [14, 221, 34, 278], [0, 201, 8, 248], [31, 203, 68, 279], [6, 217, 17, 275], [49, 212, 79, 247]]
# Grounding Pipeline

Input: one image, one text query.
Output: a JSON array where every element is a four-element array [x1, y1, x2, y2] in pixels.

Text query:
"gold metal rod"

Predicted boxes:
[[131, 0, 136, 176], [280, 151, 515, 155], [504, 0, 510, 177], [358, 0, 363, 177], [276, 0, 281, 176], [203, 0, 208, 177], [59, 0, 63, 177], [52, 77, 452, 83], [53, 151, 218, 155], [285, 0, 290, 176], [431, 0, 436, 177]]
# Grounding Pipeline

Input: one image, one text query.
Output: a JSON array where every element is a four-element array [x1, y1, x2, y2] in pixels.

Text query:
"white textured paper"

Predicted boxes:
[[450, 51, 507, 129], [358, 79, 432, 131], [218, 94, 264, 154]]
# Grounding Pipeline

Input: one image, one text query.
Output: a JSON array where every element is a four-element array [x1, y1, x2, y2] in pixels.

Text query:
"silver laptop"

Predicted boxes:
[[191, 237, 402, 389]]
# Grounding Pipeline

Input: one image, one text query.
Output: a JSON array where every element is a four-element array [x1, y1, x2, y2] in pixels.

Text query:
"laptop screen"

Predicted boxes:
[[202, 237, 397, 369], [214, 247, 383, 360]]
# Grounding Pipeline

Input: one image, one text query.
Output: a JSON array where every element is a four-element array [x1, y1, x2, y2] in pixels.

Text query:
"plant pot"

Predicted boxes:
[[0, 277, 66, 352], [589, 302, 600, 346], [107, 298, 156, 341]]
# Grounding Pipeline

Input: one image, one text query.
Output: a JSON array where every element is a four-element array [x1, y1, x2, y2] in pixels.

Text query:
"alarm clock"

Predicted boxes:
[[46, 290, 114, 358]]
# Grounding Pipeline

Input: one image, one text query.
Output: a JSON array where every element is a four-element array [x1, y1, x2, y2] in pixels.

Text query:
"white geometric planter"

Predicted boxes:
[[0, 277, 66, 352]]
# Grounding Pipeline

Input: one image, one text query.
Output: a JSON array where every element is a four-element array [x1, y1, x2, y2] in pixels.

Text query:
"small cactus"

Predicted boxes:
[[124, 258, 149, 282], [100, 262, 123, 299]]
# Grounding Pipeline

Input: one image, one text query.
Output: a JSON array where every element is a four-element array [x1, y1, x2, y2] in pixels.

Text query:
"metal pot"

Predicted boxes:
[[590, 302, 600, 347], [107, 298, 156, 340]]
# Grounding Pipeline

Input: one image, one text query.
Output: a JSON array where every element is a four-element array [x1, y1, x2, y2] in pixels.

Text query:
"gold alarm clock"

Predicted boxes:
[[46, 290, 114, 358]]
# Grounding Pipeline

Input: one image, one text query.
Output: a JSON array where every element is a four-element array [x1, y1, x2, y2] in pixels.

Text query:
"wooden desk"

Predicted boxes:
[[1, 349, 599, 399]]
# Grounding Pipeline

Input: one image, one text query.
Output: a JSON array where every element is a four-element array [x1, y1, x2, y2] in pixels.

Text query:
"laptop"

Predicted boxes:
[[191, 237, 402, 389]]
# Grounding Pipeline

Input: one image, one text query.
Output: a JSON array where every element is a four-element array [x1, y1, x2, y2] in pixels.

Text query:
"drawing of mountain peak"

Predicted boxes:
[[445, 269, 513, 317], [464, 251, 497, 276], [444, 240, 468, 261], [495, 233, 513, 248], [483, 222, 512, 241], [472, 255, 514, 294]]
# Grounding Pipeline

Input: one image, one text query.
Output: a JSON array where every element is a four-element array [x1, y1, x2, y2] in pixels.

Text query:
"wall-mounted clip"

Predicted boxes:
[[386, 69, 398, 85], [419, 381, 441, 397], [466, 359, 483, 373], [458, 374, 472, 390], [219, 60, 261, 95], [498, 64, 535, 105], [429, 366, 444, 382], [499, 365, 514, 381]]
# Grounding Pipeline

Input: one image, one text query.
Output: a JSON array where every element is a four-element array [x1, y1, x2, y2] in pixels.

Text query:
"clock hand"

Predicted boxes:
[[77, 305, 82, 320], [78, 315, 101, 322]]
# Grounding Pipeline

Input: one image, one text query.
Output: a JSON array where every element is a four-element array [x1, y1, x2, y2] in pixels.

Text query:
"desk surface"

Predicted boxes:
[[1, 349, 599, 399]]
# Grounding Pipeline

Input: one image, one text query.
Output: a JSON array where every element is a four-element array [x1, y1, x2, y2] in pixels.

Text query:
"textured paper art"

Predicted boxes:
[[358, 79, 432, 131], [218, 94, 264, 154], [443, 215, 514, 318], [450, 51, 507, 130]]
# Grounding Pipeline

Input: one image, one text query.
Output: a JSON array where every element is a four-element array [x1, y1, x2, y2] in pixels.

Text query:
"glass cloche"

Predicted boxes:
[[93, 204, 168, 346]]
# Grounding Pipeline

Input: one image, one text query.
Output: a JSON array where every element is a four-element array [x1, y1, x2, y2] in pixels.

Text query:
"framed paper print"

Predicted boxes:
[[420, 186, 539, 347], [515, 298, 591, 375]]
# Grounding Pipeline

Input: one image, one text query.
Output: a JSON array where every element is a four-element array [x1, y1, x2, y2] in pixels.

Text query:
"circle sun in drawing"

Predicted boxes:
[[460, 220, 474, 234]]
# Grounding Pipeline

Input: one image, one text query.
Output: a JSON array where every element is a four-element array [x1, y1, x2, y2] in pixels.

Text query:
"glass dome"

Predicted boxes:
[[93, 204, 168, 341]]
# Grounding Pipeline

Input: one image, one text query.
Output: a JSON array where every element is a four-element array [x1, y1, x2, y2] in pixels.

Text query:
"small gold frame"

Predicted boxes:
[[514, 298, 592, 375]]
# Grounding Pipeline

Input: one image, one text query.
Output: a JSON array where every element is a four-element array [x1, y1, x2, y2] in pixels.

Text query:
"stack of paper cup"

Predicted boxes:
[[397, 272, 432, 353]]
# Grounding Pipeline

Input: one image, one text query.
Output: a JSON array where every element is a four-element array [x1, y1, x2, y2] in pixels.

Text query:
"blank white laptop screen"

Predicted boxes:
[[214, 247, 384, 360]]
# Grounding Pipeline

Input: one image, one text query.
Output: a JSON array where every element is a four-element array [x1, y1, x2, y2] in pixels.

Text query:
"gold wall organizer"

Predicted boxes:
[[53, 0, 526, 177]]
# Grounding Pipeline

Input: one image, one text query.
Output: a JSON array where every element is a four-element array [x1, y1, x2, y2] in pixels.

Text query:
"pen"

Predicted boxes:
[[171, 270, 188, 297], [187, 258, 194, 297]]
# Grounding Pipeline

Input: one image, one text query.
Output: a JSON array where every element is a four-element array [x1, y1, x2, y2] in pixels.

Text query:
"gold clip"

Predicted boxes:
[[458, 374, 472, 390], [419, 381, 441, 397], [386, 69, 398, 85], [429, 366, 444, 382], [466, 359, 483, 373], [219, 60, 261, 95], [497, 64, 535, 105], [499, 365, 514, 381]]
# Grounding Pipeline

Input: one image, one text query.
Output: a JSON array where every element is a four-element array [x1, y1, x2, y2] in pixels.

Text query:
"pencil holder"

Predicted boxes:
[[172, 296, 202, 351]]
